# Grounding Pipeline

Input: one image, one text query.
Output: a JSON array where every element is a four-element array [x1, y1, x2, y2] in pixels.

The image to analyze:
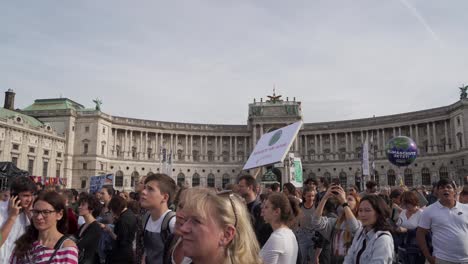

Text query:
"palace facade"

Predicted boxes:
[[1, 89, 467, 191]]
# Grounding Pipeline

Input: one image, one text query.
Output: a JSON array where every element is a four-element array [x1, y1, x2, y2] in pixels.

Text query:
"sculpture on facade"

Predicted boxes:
[[93, 98, 103, 111], [460, 85, 468, 100]]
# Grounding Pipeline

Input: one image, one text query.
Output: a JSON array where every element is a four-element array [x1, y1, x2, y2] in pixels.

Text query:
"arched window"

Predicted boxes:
[[387, 169, 396, 186], [339, 171, 347, 187], [192, 173, 200, 187], [115, 170, 124, 187], [373, 171, 380, 185], [222, 174, 230, 188], [131, 171, 139, 187], [421, 168, 431, 186], [404, 168, 413, 187], [207, 173, 215, 187], [177, 173, 185, 187], [439, 166, 449, 180], [207, 151, 214, 161]]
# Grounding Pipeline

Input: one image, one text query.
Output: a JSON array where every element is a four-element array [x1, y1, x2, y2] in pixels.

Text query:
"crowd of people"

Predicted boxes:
[[0, 173, 467, 264]]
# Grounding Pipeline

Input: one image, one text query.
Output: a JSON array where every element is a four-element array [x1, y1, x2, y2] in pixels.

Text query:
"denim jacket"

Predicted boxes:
[[343, 227, 394, 264]]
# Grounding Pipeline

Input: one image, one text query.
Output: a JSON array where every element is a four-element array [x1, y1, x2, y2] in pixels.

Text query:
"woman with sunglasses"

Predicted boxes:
[[10, 191, 78, 264], [179, 187, 262, 264], [260, 192, 300, 264]]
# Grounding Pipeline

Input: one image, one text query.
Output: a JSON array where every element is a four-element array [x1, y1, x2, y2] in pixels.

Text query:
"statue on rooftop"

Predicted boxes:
[[93, 98, 102, 111], [460, 84, 468, 100], [267, 88, 283, 103]]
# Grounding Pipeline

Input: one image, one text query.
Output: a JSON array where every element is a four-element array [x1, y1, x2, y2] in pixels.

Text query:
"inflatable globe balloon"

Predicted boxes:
[[385, 136, 418, 167]]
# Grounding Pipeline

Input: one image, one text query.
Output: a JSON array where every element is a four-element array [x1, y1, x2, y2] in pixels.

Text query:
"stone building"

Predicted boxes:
[[1, 89, 467, 191]]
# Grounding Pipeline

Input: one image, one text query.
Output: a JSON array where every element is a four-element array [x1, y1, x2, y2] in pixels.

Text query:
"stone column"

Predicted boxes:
[[427, 123, 432, 153], [319, 134, 323, 160], [393, 127, 396, 137], [243, 136, 247, 161], [234, 136, 238, 162], [219, 136, 223, 161], [190, 135, 193, 161], [361, 131, 364, 143], [350, 132, 355, 159], [174, 134, 179, 161], [345, 132, 349, 158], [252, 125, 257, 149], [155, 132, 159, 160], [432, 122, 437, 153], [145, 132, 148, 160], [399, 127, 402, 136], [139, 132, 143, 160], [409, 125, 413, 138], [129, 130, 133, 158], [113, 129, 117, 157], [185, 135, 189, 159], [304, 135, 308, 161], [260, 124, 264, 137], [329, 133, 334, 160], [444, 120, 449, 151], [205, 136, 208, 160], [124, 130, 128, 158], [415, 125, 419, 147], [314, 135, 318, 160], [229, 136, 233, 161], [200, 136, 203, 161]]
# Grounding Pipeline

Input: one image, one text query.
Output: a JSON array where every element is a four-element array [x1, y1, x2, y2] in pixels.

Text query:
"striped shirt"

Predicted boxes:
[[10, 240, 78, 264]]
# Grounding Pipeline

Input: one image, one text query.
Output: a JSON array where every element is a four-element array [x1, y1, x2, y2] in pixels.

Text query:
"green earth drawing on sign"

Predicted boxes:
[[269, 130, 282, 146]]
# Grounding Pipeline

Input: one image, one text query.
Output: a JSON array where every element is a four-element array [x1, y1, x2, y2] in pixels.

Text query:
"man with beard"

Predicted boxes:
[[0, 177, 36, 262], [417, 179, 468, 264]]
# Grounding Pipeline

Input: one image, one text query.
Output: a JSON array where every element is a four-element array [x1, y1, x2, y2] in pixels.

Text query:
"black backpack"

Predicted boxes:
[[143, 211, 176, 243]]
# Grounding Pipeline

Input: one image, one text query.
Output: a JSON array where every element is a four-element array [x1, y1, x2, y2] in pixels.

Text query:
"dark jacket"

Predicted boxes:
[[107, 209, 138, 264]]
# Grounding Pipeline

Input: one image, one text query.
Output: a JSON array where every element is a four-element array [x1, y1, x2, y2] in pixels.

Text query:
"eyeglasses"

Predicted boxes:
[[217, 190, 238, 228], [31, 209, 57, 218]]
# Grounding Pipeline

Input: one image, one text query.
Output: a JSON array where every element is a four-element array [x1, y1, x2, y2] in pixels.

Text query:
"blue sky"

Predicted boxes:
[[1, 0, 467, 124]]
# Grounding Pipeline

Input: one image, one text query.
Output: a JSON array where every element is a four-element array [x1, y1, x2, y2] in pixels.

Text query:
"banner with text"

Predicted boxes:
[[289, 157, 303, 188], [89, 174, 114, 193], [243, 121, 303, 170]]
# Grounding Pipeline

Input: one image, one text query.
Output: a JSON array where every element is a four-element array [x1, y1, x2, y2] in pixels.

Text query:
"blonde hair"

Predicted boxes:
[[182, 187, 262, 264]]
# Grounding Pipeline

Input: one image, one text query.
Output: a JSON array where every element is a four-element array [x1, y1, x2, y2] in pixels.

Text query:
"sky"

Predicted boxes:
[[1, 0, 467, 125]]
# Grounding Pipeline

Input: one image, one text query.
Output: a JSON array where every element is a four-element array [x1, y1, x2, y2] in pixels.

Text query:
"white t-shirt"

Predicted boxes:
[[0, 201, 30, 262], [260, 227, 298, 264], [145, 210, 176, 233], [418, 201, 468, 262], [397, 209, 423, 230]]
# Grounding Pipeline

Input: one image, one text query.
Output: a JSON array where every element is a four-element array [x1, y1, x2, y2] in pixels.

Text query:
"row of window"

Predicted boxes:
[[12, 144, 61, 157], [309, 167, 449, 188], [11, 157, 61, 178]]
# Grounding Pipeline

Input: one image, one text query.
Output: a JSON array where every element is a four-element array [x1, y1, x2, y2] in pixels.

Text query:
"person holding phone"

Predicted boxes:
[[0, 177, 37, 261]]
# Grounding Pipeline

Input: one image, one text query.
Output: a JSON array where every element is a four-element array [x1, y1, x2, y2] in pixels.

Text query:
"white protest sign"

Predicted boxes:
[[243, 121, 303, 170]]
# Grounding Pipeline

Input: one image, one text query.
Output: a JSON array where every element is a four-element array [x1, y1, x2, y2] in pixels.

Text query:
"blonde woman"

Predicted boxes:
[[179, 188, 262, 264]]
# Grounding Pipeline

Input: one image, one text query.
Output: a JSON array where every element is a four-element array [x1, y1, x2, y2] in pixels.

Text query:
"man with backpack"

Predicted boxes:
[[139, 173, 176, 263]]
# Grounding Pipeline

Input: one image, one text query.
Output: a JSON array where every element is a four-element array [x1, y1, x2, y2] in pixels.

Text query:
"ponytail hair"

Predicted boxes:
[[267, 193, 301, 227]]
